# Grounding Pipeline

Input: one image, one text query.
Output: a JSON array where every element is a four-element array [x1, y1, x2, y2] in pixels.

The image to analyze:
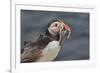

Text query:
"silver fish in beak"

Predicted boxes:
[[59, 20, 71, 45]]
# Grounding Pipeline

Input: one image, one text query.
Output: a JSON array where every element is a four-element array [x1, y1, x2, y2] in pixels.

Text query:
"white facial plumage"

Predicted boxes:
[[48, 21, 64, 36]]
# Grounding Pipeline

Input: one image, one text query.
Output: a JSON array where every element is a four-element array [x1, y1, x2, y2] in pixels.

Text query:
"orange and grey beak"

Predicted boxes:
[[58, 19, 71, 44], [63, 23, 71, 32], [59, 19, 71, 39], [63, 23, 71, 39]]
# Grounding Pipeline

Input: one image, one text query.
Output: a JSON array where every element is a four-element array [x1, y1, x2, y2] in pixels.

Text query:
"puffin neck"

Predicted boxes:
[[45, 29, 60, 41]]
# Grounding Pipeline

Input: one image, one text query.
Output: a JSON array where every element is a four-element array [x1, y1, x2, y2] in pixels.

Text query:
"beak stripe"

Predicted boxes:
[[64, 24, 71, 31]]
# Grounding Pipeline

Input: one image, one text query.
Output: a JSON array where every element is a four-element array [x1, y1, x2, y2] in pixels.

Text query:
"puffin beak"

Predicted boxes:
[[63, 23, 71, 32], [63, 23, 71, 39], [59, 20, 71, 45]]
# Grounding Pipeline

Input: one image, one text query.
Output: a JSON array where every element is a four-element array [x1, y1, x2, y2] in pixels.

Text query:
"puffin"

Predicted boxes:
[[21, 19, 71, 63]]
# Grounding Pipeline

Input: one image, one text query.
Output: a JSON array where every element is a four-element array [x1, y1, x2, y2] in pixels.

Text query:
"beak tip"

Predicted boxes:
[[64, 24, 71, 32]]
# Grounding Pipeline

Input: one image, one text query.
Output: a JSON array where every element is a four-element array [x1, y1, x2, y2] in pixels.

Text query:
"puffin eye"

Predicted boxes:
[[55, 23, 58, 27]]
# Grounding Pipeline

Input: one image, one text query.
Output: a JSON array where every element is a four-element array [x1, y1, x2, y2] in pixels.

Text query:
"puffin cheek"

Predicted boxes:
[[53, 27, 59, 32]]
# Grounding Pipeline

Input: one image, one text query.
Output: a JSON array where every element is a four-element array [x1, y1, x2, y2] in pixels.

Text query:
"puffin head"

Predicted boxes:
[[46, 19, 71, 44]]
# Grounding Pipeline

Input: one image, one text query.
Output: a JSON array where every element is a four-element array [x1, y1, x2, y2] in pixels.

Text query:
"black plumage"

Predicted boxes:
[[21, 35, 53, 62]]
